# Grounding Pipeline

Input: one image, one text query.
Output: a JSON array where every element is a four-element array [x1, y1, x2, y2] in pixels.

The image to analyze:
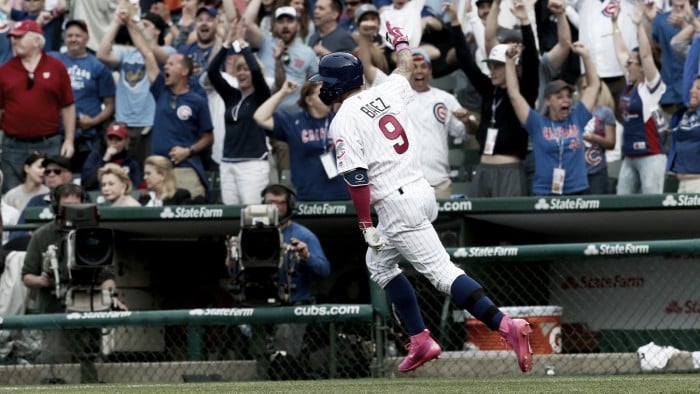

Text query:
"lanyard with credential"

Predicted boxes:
[[491, 88, 503, 126], [323, 115, 331, 153], [551, 120, 567, 169]]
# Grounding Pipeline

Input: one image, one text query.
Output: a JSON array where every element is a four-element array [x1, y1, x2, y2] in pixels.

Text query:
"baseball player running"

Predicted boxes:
[[309, 23, 533, 373]]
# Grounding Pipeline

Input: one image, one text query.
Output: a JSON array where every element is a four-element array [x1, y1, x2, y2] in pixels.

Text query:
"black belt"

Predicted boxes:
[[6, 133, 59, 143]]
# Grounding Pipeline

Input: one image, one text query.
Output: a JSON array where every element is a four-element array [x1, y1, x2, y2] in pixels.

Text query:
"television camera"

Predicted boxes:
[[42, 203, 116, 312], [226, 204, 299, 306]]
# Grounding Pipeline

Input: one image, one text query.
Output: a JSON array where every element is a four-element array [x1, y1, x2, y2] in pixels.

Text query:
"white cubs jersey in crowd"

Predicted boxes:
[[407, 87, 466, 186], [331, 74, 424, 204]]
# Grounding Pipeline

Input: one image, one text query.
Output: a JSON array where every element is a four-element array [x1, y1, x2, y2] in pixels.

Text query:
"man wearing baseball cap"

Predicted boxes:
[[51, 19, 117, 173], [242, 5, 318, 113], [177, 6, 221, 95], [241, 3, 320, 180], [0, 19, 75, 194], [81, 122, 142, 192], [446, 2, 539, 198]]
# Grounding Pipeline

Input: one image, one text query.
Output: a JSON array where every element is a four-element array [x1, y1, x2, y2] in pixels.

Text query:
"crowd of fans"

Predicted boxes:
[[0, 0, 698, 219]]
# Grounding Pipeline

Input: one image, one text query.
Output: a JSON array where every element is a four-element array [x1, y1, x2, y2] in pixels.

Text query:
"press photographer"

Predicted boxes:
[[22, 184, 127, 314]]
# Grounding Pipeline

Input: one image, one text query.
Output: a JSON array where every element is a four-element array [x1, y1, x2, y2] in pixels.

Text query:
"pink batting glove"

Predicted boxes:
[[385, 21, 409, 49]]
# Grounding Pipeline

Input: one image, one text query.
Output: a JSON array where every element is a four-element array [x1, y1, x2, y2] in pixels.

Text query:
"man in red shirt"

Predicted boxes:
[[0, 20, 75, 193]]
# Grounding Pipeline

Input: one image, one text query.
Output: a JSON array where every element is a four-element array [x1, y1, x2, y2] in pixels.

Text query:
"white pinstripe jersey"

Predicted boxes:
[[331, 74, 424, 203], [407, 87, 466, 186]]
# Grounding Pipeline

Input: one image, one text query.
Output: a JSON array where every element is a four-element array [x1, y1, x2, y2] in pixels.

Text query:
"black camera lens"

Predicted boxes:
[[75, 228, 114, 267]]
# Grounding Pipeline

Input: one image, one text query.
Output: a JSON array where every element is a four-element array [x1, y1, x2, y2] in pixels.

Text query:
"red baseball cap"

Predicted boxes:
[[106, 122, 129, 139], [8, 20, 43, 38]]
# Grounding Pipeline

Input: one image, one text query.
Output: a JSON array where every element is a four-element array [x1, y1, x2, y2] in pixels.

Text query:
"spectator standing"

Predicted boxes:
[[2, 152, 48, 212], [0, 0, 67, 52], [506, 43, 600, 196], [577, 0, 638, 112], [612, 4, 667, 194], [127, 7, 213, 202], [243, 5, 318, 113], [353, 3, 390, 85], [307, 0, 356, 57], [69, 0, 120, 53], [405, 48, 471, 199], [448, 2, 538, 197], [97, 7, 176, 170], [207, 22, 271, 205], [139, 155, 192, 206], [284, 0, 315, 43], [241, 4, 319, 180], [50, 19, 116, 172], [81, 122, 142, 192], [0, 20, 75, 193], [338, 0, 362, 33], [0, 10, 13, 64], [171, 0, 204, 49], [651, 0, 698, 118], [666, 31, 700, 192], [98, 163, 141, 207], [254, 80, 349, 201], [177, 5, 222, 95], [577, 77, 617, 194]]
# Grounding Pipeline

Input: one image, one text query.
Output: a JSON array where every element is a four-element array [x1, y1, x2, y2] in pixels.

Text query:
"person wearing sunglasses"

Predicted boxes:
[[0, 20, 75, 195], [8, 156, 84, 245]]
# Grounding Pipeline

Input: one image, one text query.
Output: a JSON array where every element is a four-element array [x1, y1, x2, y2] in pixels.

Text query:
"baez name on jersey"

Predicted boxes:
[[360, 97, 391, 118]]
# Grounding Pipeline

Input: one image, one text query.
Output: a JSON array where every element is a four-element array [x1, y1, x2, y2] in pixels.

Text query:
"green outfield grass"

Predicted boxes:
[[1, 374, 699, 394]]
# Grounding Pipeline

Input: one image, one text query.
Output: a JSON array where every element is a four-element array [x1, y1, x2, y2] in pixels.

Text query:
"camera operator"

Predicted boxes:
[[226, 183, 330, 379], [22, 184, 127, 313], [21, 184, 126, 366], [264, 184, 330, 304]]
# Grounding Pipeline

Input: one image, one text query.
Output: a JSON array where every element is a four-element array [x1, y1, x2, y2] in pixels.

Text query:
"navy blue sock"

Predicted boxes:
[[384, 274, 426, 336], [451, 274, 504, 331]]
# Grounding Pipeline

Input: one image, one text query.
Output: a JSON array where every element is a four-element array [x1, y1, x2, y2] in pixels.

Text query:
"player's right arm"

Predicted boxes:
[[385, 22, 414, 80]]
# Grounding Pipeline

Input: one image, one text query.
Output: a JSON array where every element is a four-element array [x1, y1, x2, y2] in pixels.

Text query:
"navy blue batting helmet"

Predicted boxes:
[[309, 52, 364, 105]]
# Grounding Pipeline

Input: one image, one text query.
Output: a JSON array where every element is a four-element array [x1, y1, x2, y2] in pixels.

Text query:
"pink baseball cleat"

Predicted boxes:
[[397, 329, 442, 372], [498, 315, 533, 372]]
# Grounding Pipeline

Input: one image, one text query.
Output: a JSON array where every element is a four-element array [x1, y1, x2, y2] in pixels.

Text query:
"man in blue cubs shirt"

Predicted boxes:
[[126, 8, 213, 202], [50, 19, 116, 171]]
